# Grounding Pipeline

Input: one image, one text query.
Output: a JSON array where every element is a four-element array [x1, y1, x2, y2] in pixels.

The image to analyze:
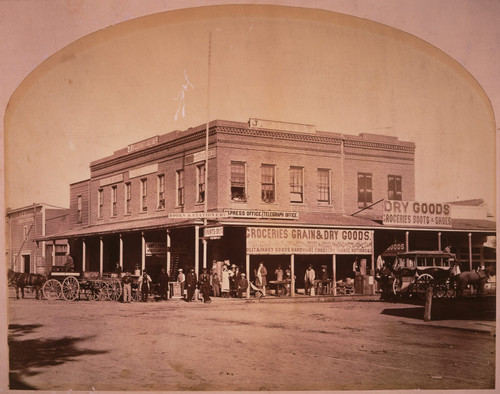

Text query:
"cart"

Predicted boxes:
[[390, 251, 456, 300], [42, 267, 123, 301]]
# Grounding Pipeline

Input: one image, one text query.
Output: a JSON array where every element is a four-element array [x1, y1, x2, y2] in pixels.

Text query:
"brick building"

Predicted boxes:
[[6, 203, 70, 274], [37, 118, 495, 294]]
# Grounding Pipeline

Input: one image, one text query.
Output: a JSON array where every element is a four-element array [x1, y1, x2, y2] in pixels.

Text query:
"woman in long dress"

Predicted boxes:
[[221, 265, 231, 298]]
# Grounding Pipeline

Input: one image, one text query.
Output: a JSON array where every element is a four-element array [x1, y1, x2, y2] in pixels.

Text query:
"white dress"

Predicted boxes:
[[221, 270, 231, 292]]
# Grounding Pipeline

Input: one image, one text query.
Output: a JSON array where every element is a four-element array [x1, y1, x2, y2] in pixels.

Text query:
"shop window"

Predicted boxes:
[[77, 195, 82, 223], [197, 164, 206, 203], [176, 170, 185, 207], [231, 161, 246, 201], [140, 178, 148, 212], [157, 174, 165, 210], [290, 166, 304, 203], [125, 182, 131, 215], [388, 175, 402, 200], [317, 168, 331, 204], [98, 189, 104, 219], [111, 186, 117, 217], [357, 173, 372, 208], [261, 164, 275, 203]]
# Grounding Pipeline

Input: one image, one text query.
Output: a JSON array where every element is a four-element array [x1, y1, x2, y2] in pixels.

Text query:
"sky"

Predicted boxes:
[[1, 0, 499, 214]]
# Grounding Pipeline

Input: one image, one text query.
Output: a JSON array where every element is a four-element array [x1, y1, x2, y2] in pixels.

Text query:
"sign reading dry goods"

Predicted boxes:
[[383, 200, 452, 228], [246, 227, 373, 255]]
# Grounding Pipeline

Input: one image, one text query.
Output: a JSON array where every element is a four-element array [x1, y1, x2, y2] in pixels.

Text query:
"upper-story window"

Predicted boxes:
[[157, 174, 165, 210], [231, 162, 246, 202], [111, 186, 117, 217], [140, 178, 148, 212], [317, 168, 331, 204], [98, 189, 104, 219], [388, 175, 402, 201], [357, 172, 372, 208], [176, 170, 185, 207], [125, 182, 131, 215], [77, 195, 82, 223], [290, 166, 304, 203], [197, 164, 206, 203], [261, 164, 275, 203]]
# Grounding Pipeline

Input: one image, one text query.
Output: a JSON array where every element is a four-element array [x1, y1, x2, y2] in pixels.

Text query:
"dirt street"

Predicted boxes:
[[7, 291, 495, 391]]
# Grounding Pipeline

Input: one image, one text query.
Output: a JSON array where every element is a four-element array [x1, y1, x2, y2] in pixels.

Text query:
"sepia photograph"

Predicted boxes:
[[1, 0, 498, 391]]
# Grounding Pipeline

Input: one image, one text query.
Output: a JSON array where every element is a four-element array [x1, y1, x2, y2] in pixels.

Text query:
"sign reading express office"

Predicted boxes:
[[383, 200, 452, 228], [246, 227, 373, 255]]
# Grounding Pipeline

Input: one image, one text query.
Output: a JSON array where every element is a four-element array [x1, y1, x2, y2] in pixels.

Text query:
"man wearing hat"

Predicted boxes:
[[304, 264, 316, 296], [198, 268, 211, 303], [177, 268, 185, 299], [185, 268, 197, 302], [121, 271, 133, 303], [237, 273, 248, 298], [138, 269, 152, 302]]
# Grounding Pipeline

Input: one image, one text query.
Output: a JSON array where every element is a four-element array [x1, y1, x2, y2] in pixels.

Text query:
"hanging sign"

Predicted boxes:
[[204, 226, 224, 238], [382, 200, 452, 228], [146, 242, 167, 256], [246, 227, 373, 255]]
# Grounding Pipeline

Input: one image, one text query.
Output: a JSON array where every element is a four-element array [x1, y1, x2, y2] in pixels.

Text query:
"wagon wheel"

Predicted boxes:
[[107, 278, 123, 301], [280, 285, 288, 296], [132, 285, 142, 302], [43, 279, 62, 300], [445, 279, 457, 299], [434, 280, 448, 299], [62, 276, 80, 301], [84, 280, 101, 301], [392, 277, 402, 295], [96, 280, 110, 301], [414, 273, 434, 300]]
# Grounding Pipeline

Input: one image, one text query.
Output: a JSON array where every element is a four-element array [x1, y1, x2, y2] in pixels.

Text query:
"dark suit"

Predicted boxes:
[[186, 271, 197, 302]]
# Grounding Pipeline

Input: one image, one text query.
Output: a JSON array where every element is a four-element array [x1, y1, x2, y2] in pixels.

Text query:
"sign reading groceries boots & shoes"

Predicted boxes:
[[382, 200, 452, 228]]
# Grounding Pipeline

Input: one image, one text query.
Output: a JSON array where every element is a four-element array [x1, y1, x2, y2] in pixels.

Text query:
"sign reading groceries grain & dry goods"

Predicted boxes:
[[246, 227, 373, 255]]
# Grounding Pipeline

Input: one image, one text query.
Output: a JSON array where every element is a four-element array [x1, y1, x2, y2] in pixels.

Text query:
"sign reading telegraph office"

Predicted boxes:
[[246, 227, 373, 255]]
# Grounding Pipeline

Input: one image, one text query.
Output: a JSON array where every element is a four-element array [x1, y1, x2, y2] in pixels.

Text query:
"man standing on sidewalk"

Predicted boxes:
[[186, 268, 197, 302], [122, 271, 133, 303], [304, 264, 316, 296]]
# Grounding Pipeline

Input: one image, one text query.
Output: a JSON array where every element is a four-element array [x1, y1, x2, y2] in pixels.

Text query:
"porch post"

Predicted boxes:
[[438, 232, 442, 251], [166, 229, 171, 274], [332, 254, 337, 296], [468, 233, 473, 271], [119, 234, 123, 271], [52, 240, 56, 267], [82, 239, 86, 272], [99, 237, 103, 276], [141, 232, 146, 272], [202, 238, 207, 269], [405, 231, 410, 252], [371, 233, 375, 294], [246, 253, 250, 299], [195, 226, 200, 277], [291, 254, 295, 297]]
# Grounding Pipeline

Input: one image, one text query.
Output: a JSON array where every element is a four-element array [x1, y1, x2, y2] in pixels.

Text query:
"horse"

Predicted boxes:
[[456, 267, 494, 297], [7, 269, 47, 299]]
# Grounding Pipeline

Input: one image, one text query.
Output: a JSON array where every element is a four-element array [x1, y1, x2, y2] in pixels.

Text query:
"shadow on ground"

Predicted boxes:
[[8, 323, 108, 390], [381, 296, 496, 322]]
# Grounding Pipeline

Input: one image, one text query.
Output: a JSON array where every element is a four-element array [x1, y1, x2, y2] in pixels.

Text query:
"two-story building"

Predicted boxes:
[[36, 118, 495, 295], [6, 203, 70, 274]]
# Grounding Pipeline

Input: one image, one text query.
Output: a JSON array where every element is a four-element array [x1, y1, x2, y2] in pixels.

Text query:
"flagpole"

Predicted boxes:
[[203, 31, 212, 270]]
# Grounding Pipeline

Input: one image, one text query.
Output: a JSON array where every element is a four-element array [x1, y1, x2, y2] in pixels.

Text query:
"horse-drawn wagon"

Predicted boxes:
[[42, 267, 124, 301], [383, 251, 458, 299]]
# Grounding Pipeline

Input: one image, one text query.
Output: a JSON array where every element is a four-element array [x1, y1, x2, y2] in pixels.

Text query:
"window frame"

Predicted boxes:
[[289, 166, 304, 203], [230, 161, 247, 202], [125, 182, 131, 215], [317, 168, 331, 204], [140, 178, 148, 212], [197, 164, 206, 204], [157, 174, 165, 210], [261, 164, 276, 203], [98, 188, 104, 219], [77, 195, 83, 223], [357, 172, 373, 209], [176, 170, 185, 207], [387, 175, 402, 201], [111, 185, 117, 217]]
